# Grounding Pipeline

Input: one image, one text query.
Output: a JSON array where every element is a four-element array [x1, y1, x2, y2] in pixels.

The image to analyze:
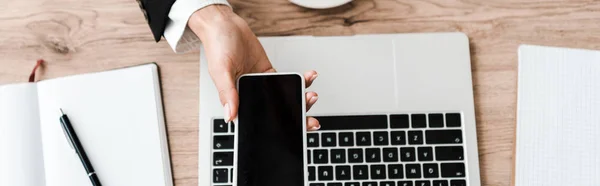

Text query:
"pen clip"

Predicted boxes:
[[60, 109, 75, 151], [61, 123, 75, 150]]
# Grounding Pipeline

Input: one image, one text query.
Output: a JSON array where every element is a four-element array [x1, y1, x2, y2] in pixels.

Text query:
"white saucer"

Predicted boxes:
[[289, 0, 353, 9]]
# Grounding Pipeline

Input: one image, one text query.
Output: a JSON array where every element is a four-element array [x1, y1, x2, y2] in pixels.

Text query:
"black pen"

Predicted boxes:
[[59, 109, 102, 186]]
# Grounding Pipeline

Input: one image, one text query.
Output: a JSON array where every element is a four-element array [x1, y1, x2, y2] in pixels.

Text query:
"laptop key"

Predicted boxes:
[[428, 114, 444, 128], [230, 121, 235, 133], [213, 168, 228, 183], [411, 114, 427, 128], [388, 164, 404, 179], [435, 146, 464, 161], [441, 163, 466, 177], [408, 131, 423, 145], [353, 165, 369, 180], [335, 165, 351, 180], [373, 131, 389, 145], [308, 150, 311, 164], [348, 148, 364, 163], [425, 130, 462, 144], [390, 114, 410, 128], [432, 180, 448, 186], [398, 181, 413, 186], [381, 181, 395, 186], [318, 166, 334, 181], [308, 166, 316, 181], [370, 164, 387, 180], [405, 164, 422, 178], [310, 184, 325, 186], [213, 119, 228, 133], [417, 147, 434, 161], [339, 132, 354, 146], [314, 115, 388, 130], [308, 133, 320, 147], [213, 135, 233, 149], [445, 113, 461, 127], [449, 180, 466, 186], [322, 133, 337, 147], [213, 152, 233, 166], [400, 147, 416, 162], [328, 183, 343, 186], [423, 163, 439, 178], [363, 182, 378, 186], [356, 132, 372, 146], [331, 149, 346, 163], [391, 131, 406, 145], [383, 148, 399, 162], [345, 183, 360, 186], [366, 148, 381, 162], [415, 180, 430, 186], [313, 149, 328, 164]]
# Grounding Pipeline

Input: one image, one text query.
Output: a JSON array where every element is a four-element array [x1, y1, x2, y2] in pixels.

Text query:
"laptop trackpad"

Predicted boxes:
[[271, 38, 396, 115]]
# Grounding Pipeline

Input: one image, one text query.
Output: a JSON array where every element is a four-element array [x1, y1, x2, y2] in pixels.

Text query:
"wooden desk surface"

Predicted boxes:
[[1, 0, 599, 185]]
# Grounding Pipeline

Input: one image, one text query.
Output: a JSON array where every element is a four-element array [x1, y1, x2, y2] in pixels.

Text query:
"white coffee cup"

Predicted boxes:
[[289, 0, 353, 9]]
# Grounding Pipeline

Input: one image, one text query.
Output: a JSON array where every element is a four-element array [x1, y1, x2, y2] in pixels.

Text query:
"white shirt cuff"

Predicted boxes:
[[164, 0, 230, 53]]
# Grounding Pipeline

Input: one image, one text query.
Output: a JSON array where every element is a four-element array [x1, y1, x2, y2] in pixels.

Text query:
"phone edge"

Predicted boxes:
[[233, 72, 308, 186]]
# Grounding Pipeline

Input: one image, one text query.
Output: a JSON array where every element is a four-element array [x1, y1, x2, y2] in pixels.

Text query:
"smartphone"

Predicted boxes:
[[233, 73, 308, 186]]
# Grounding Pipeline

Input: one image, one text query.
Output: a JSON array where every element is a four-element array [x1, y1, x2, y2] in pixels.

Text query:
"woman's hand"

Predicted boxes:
[[188, 5, 321, 130]]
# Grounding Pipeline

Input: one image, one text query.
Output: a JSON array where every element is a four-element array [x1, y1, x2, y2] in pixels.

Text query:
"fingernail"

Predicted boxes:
[[310, 74, 318, 81], [310, 125, 321, 131], [223, 103, 231, 122], [309, 96, 319, 104]]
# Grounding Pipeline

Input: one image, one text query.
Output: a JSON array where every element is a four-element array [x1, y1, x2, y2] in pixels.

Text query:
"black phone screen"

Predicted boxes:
[[237, 74, 305, 186]]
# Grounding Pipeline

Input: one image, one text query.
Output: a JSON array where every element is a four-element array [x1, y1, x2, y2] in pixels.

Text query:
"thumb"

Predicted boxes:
[[210, 69, 239, 123]]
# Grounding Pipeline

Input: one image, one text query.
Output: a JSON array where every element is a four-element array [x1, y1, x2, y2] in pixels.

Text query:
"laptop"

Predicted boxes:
[[199, 33, 481, 186]]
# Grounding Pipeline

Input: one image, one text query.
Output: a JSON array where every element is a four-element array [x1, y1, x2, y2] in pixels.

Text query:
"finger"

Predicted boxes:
[[307, 117, 320, 131], [264, 68, 276, 73], [303, 70, 318, 88], [252, 54, 275, 73], [306, 91, 318, 111], [209, 68, 239, 123]]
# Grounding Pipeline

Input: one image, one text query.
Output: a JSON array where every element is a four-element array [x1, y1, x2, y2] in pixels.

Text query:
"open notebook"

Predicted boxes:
[[514, 45, 600, 186], [0, 63, 173, 186]]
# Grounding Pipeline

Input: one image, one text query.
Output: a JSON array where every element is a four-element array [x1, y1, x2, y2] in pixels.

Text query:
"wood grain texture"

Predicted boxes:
[[1, 0, 599, 185]]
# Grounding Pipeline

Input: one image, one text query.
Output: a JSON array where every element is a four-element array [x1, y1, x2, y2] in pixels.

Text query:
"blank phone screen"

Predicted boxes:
[[237, 74, 305, 186]]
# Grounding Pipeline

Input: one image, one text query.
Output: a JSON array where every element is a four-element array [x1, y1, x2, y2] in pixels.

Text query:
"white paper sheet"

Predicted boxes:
[[515, 45, 600, 186], [0, 83, 45, 186], [36, 64, 172, 186]]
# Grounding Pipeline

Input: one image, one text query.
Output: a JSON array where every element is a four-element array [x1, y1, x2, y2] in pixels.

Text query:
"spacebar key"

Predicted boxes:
[[314, 115, 388, 130]]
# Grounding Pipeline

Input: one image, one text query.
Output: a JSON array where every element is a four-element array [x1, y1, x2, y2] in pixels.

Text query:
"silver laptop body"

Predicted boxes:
[[200, 33, 481, 186]]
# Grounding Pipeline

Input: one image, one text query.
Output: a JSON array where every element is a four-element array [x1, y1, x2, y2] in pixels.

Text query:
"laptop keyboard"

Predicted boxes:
[[211, 113, 468, 186]]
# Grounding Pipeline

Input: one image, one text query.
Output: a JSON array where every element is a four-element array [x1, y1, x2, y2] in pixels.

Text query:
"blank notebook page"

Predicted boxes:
[[36, 64, 171, 186], [516, 45, 600, 186]]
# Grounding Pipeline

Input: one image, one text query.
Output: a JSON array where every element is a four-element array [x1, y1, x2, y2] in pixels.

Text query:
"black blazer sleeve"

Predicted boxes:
[[137, 0, 176, 42]]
